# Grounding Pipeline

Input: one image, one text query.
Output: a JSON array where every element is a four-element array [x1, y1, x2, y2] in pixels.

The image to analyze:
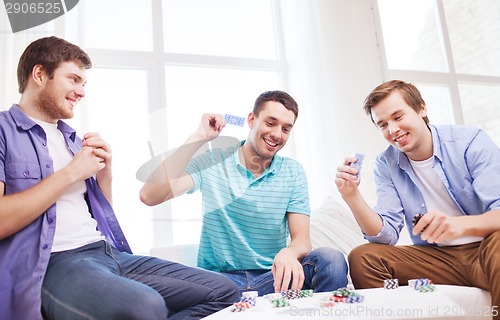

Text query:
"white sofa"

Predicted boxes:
[[149, 196, 491, 314]]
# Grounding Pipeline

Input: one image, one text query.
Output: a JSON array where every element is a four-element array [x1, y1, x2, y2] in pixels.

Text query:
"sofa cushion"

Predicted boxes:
[[310, 196, 367, 255]]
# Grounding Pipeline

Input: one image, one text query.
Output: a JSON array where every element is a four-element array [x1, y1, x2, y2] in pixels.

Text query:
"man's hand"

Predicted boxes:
[[335, 155, 361, 198], [413, 210, 467, 243], [195, 114, 226, 142], [272, 247, 305, 293], [81, 132, 112, 181]]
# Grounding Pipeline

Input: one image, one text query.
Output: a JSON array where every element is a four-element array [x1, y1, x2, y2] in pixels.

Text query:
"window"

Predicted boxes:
[[75, 0, 281, 250], [376, 0, 500, 145]]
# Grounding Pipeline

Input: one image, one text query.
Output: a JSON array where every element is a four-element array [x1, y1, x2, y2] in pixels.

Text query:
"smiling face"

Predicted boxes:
[[371, 90, 433, 160], [243, 101, 295, 169], [35, 61, 87, 123]]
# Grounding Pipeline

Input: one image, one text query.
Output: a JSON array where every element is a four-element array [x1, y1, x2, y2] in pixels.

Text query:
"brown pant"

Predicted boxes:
[[349, 230, 500, 318]]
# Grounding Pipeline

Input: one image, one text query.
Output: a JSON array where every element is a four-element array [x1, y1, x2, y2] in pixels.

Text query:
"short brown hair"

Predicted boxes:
[[17, 36, 92, 93], [253, 90, 299, 123], [363, 80, 429, 124]]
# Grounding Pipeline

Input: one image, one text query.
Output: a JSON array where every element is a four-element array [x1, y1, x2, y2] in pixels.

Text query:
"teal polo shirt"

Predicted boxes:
[[185, 140, 310, 271]]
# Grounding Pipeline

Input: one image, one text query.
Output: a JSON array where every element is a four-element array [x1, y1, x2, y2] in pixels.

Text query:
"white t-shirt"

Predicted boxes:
[[409, 156, 483, 246], [33, 119, 104, 252]]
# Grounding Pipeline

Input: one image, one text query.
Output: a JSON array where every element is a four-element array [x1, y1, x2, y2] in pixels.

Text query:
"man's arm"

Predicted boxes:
[[335, 155, 383, 236], [272, 213, 312, 292], [140, 114, 226, 206], [0, 147, 105, 240]]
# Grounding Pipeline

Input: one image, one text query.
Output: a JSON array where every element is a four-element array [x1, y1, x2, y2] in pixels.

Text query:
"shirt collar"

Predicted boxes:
[[397, 124, 440, 170], [10, 104, 77, 142], [234, 140, 280, 176]]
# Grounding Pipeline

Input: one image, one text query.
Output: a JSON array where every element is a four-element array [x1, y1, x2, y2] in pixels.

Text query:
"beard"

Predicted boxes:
[[35, 81, 74, 120]]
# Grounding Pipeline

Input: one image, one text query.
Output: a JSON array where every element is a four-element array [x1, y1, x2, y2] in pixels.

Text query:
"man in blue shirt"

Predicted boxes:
[[335, 80, 500, 312], [140, 90, 348, 296], [0, 36, 238, 320]]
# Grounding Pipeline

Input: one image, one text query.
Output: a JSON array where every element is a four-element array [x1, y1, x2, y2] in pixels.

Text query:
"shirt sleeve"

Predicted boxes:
[[184, 151, 212, 194], [286, 161, 310, 216], [466, 129, 500, 211], [366, 155, 405, 245]]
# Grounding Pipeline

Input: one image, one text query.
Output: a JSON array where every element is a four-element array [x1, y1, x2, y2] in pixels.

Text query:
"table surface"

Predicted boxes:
[[203, 286, 488, 320]]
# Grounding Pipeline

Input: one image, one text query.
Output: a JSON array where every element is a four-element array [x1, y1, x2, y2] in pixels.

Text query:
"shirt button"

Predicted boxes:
[[46, 164, 51, 168], [48, 218, 54, 224], [42, 142, 47, 146], [23, 171, 29, 177], [42, 244, 48, 249]]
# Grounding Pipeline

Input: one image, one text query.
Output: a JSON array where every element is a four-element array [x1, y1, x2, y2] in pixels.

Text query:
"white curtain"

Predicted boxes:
[[279, 0, 387, 207]]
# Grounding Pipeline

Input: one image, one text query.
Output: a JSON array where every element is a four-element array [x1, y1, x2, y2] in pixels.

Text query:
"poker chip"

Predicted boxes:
[[331, 295, 346, 302], [264, 293, 282, 301], [409, 278, 433, 290], [271, 298, 290, 307], [383, 279, 399, 289], [301, 289, 313, 298], [345, 294, 364, 303], [328, 287, 364, 304], [419, 284, 436, 293], [231, 301, 251, 312], [412, 213, 423, 226], [240, 296, 256, 306], [283, 289, 302, 299], [332, 287, 352, 297], [242, 291, 258, 298]]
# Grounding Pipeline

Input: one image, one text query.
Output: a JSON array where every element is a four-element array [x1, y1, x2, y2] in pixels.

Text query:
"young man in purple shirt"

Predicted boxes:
[[0, 36, 238, 320]]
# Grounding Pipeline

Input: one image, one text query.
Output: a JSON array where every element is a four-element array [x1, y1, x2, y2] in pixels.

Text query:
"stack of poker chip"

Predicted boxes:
[[345, 295, 365, 303], [300, 289, 314, 298], [264, 292, 282, 301], [418, 284, 436, 293], [330, 287, 364, 304], [271, 298, 290, 307], [383, 279, 399, 289], [230, 301, 251, 312], [231, 291, 258, 312], [409, 278, 433, 290], [241, 291, 258, 307], [282, 289, 302, 300]]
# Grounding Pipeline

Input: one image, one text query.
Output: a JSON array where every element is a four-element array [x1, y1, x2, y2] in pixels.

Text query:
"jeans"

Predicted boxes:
[[349, 231, 500, 319], [221, 247, 348, 297], [41, 241, 239, 320]]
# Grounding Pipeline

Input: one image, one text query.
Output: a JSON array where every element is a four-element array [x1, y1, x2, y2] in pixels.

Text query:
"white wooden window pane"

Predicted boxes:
[[163, 0, 276, 59], [378, 0, 447, 72], [459, 83, 500, 146], [83, 0, 153, 51], [164, 65, 280, 244], [84, 68, 153, 253], [416, 84, 454, 124], [443, 0, 500, 77]]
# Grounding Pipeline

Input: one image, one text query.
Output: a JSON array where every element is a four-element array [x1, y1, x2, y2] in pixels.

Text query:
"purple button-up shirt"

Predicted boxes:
[[0, 105, 132, 320]]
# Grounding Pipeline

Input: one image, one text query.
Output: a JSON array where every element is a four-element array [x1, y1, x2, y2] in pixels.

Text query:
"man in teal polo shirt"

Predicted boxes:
[[140, 90, 348, 296]]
